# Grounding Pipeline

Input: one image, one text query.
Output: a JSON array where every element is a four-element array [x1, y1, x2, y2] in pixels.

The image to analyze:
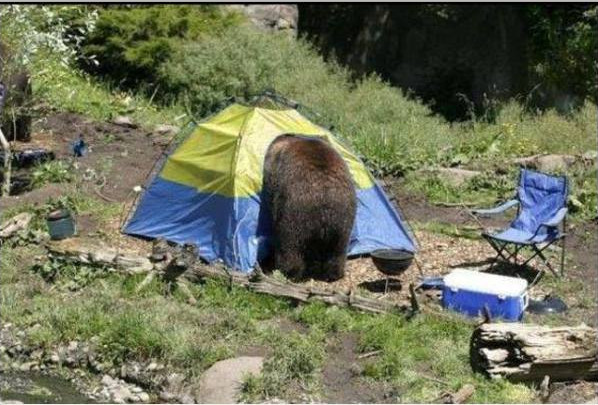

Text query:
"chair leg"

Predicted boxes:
[[560, 235, 566, 277], [527, 244, 560, 278]]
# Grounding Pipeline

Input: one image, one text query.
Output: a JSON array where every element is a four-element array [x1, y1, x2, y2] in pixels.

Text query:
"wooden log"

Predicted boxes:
[[46, 237, 153, 274], [0, 212, 32, 238], [44, 237, 409, 315], [470, 322, 598, 383]]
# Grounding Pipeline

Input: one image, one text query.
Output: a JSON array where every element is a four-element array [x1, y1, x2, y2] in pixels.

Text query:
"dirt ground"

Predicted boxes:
[[1, 112, 596, 404]]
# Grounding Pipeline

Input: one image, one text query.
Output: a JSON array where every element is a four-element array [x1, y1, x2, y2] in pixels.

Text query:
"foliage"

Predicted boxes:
[[78, 5, 243, 90], [526, 5, 598, 106], [31, 160, 74, 188]]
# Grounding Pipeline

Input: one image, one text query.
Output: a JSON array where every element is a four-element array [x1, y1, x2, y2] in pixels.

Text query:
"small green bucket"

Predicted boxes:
[[47, 209, 76, 240]]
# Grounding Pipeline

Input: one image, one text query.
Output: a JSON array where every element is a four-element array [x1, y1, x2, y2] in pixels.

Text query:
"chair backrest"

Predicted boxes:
[[511, 168, 568, 234]]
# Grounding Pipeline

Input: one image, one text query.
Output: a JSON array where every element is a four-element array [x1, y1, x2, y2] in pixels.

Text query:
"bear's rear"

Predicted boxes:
[[262, 134, 357, 281]]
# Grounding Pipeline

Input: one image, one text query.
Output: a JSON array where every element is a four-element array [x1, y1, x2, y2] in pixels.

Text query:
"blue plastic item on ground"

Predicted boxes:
[[442, 269, 528, 321]]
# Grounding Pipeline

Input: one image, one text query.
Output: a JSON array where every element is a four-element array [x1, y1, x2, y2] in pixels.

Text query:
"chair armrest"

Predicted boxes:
[[471, 199, 519, 217], [528, 207, 568, 240], [541, 207, 568, 228]]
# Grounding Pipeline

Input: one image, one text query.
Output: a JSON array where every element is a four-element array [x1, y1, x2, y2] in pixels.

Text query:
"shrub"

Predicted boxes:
[[31, 160, 74, 188], [79, 5, 243, 89]]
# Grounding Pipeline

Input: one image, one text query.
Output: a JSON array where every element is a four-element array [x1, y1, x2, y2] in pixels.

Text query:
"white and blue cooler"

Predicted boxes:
[[442, 269, 529, 321]]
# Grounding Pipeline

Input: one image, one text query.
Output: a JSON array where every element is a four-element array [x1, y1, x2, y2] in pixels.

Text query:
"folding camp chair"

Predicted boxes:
[[471, 168, 568, 284]]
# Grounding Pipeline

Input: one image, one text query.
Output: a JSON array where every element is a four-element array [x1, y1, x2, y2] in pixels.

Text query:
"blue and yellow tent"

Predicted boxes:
[[124, 101, 416, 272]]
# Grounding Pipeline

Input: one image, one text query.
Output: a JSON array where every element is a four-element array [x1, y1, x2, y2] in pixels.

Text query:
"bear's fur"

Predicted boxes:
[[262, 134, 357, 281]]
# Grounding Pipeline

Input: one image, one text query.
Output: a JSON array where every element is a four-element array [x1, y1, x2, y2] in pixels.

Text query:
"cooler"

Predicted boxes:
[[442, 269, 528, 321]]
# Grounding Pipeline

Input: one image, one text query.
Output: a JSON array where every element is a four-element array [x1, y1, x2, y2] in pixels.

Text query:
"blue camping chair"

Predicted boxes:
[[472, 168, 568, 283]]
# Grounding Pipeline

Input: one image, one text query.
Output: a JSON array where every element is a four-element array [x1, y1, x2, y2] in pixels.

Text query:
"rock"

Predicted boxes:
[[111, 386, 131, 404], [101, 374, 116, 387], [158, 391, 174, 402], [49, 353, 60, 363], [113, 116, 137, 128], [68, 340, 78, 351], [131, 386, 143, 394], [18, 362, 33, 371], [0, 345, 5, 353], [146, 362, 158, 372], [178, 393, 195, 404], [425, 167, 482, 187], [535, 154, 576, 172], [137, 392, 150, 403], [197, 356, 264, 404], [224, 4, 298, 34], [513, 154, 577, 172], [154, 124, 179, 136], [30, 349, 44, 360], [581, 150, 597, 163]]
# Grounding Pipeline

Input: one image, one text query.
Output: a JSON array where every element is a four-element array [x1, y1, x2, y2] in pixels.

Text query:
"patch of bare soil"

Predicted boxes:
[[548, 380, 597, 404], [322, 333, 397, 404], [1, 112, 170, 253]]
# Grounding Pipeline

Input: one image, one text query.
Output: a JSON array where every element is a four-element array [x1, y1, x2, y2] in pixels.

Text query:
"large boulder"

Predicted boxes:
[[196, 356, 264, 403], [225, 4, 298, 35], [512, 154, 578, 172]]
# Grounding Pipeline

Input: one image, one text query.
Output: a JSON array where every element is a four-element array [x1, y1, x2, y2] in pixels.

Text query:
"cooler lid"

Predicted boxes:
[[443, 269, 528, 296]]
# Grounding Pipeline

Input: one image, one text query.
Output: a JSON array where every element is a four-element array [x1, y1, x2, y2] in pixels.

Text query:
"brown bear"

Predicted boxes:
[[262, 134, 357, 281]]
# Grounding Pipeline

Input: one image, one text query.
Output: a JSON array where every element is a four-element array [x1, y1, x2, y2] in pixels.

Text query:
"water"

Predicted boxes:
[[0, 372, 94, 404]]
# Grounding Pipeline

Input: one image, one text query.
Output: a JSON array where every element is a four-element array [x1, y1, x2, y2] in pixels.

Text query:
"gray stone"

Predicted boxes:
[[224, 5, 298, 34], [513, 154, 577, 172], [535, 154, 576, 172], [49, 353, 60, 363], [101, 374, 115, 387], [137, 392, 150, 403], [154, 124, 180, 136], [582, 150, 597, 163], [111, 386, 131, 404], [197, 356, 264, 404], [146, 362, 158, 371], [18, 362, 33, 371], [131, 386, 143, 394], [425, 167, 482, 187], [68, 340, 78, 351], [113, 116, 137, 128]]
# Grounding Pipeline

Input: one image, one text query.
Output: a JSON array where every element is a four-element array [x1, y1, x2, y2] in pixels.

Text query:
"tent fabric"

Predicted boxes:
[[124, 103, 416, 272]]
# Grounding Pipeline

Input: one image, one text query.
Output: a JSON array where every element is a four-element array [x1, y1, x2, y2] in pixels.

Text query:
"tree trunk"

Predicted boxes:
[[0, 128, 11, 196], [470, 322, 598, 382]]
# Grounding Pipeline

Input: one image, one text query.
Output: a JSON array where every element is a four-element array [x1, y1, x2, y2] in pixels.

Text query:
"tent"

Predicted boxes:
[[124, 97, 416, 272]]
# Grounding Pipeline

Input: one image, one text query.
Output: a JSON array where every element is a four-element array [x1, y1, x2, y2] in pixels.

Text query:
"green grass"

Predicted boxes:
[[32, 55, 186, 129]]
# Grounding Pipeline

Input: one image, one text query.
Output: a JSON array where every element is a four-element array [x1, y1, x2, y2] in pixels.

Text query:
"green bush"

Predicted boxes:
[[79, 5, 243, 89]]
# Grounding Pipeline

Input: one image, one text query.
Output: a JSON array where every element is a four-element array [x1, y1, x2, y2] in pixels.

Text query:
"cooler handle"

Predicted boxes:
[[522, 293, 529, 310]]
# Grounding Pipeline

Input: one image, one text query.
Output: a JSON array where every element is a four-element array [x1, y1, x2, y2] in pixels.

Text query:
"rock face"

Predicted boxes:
[[226, 4, 298, 34], [299, 5, 529, 120], [197, 356, 264, 404]]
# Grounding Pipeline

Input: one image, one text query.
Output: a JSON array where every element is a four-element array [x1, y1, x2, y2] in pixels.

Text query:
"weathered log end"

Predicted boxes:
[[470, 322, 598, 383]]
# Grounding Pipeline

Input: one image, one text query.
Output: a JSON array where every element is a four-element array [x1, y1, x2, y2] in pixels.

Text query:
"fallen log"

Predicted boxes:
[[44, 237, 409, 314], [46, 237, 153, 274], [470, 322, 598, 383], [0, 212, 32, 239]]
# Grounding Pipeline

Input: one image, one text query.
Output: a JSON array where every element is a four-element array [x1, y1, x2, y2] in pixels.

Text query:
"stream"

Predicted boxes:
[[0, 372, 93, 404]]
